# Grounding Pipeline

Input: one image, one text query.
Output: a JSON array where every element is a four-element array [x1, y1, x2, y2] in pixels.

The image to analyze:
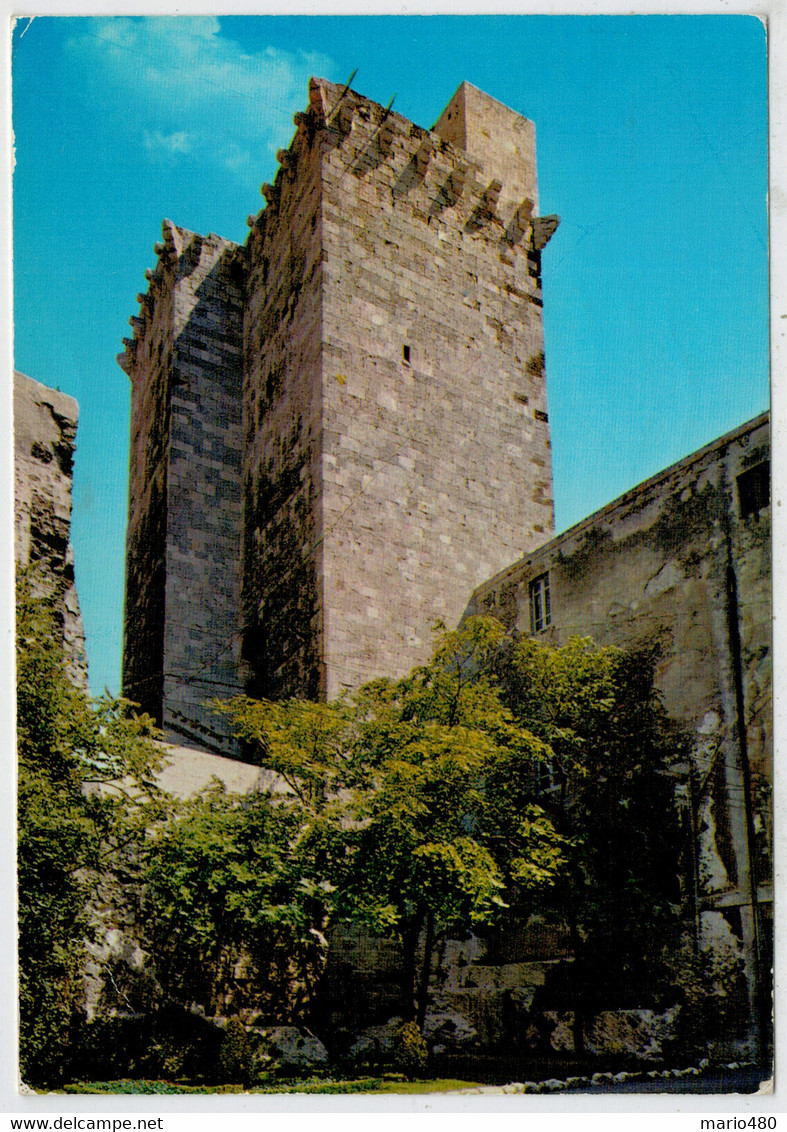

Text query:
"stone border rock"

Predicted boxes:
[[450, 1061, 757, 1094]]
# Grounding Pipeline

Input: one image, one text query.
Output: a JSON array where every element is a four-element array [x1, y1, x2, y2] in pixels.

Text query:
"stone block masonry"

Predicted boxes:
[[242, 92, 326, 700], [120, 77, 561, 736], [120, 224, 245, 755]]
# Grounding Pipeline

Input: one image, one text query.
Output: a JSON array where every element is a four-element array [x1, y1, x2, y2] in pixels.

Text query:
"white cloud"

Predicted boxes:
[[144, 130, 194, 155], [65, 17, 333, 178]]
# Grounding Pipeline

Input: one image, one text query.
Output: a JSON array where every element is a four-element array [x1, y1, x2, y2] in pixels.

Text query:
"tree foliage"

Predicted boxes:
[[16, 573, 165, 1085], [18, 579, 687, 1077], [495, 633, 688, 1039], [217, 1016, 252, 1086], [215, 617, 570, 1026], [207, 619, 685, 1034], [143, 781, 334, 1021], [394, 1020, 429, 1079]]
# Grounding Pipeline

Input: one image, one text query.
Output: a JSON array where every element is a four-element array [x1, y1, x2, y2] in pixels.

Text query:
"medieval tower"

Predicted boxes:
[[119, 79, 559, 754]]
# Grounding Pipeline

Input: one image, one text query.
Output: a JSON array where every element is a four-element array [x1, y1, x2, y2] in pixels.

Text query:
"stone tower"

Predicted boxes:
[[243, 78, 557, 701], [120, 78, 559, 748]]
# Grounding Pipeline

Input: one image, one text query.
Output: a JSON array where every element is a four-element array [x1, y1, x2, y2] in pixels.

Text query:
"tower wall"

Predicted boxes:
[[121, 224, 245, 753], [316, 80, 554, 694], [241, 106, 327, 700], [122, 262, 173, 721]]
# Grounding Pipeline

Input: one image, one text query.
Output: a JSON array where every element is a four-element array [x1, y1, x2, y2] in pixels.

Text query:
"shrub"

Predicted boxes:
[[218, 1017, 251, 1087], [394, 1022, 428, 1080]]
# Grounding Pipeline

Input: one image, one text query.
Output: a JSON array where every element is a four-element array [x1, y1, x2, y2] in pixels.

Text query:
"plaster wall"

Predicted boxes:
[[466, 412, 772, 1056], [466, 413, 771, 890]]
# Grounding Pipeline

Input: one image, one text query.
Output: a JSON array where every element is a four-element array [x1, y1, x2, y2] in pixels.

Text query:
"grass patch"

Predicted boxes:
[[251, 1077, 483, 1095], [60, 1076, 484, 1096], [61, 1081, 247, 1095], [352, 1078, 485, 1095]]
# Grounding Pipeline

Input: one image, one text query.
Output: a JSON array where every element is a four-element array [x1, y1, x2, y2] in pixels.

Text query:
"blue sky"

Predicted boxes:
[[11, 14, 769, 698]]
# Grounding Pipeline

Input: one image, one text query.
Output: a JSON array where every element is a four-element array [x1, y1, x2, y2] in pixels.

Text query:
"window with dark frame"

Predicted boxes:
[[534, 759, 557, 796], [737, 460, 770, 519], [529, 572, 551, 633]]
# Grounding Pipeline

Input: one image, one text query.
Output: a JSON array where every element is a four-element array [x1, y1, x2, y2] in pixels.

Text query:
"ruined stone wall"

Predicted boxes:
[[466, 412, 772, 1058], [120, 224, 245, 754], [14, 371, 88, 687]]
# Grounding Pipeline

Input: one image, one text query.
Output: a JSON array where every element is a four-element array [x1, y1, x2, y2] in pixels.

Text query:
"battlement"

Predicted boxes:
[[118, 222, 242, 379], [244, 78, 557, 262]]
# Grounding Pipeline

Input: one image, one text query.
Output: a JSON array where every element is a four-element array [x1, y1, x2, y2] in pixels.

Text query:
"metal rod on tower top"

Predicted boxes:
[[327, 68, 359, 123]]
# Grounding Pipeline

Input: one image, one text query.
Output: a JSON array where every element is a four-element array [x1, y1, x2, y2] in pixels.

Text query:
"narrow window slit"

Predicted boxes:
[[529, 573, 551, 633]]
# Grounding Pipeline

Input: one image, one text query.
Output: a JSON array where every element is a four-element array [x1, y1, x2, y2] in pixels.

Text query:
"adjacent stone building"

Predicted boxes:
[[118, 78, 559, 752], [465, 411, 772, 1059], [14, 371, 88, 687]]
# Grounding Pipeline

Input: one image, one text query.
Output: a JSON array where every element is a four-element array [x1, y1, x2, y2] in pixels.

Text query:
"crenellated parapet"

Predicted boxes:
[[242, 77, 559, 315], [117, 221, 247, 380], [117, 222, 173, 376]]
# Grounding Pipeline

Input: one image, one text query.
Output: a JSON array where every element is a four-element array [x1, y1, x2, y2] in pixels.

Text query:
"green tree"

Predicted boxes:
[[218, 1016, 251, 1086], [495, 634, 687, 1050], [17, 574, 165, 1085], [343, 619, 571, 1027], [143, 780, 336, 1022], [394, 1020, 428, 1079], [143, 696, 356, 1021], [151, 618, 682, 1051], [218, 617, 568, 1031]]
